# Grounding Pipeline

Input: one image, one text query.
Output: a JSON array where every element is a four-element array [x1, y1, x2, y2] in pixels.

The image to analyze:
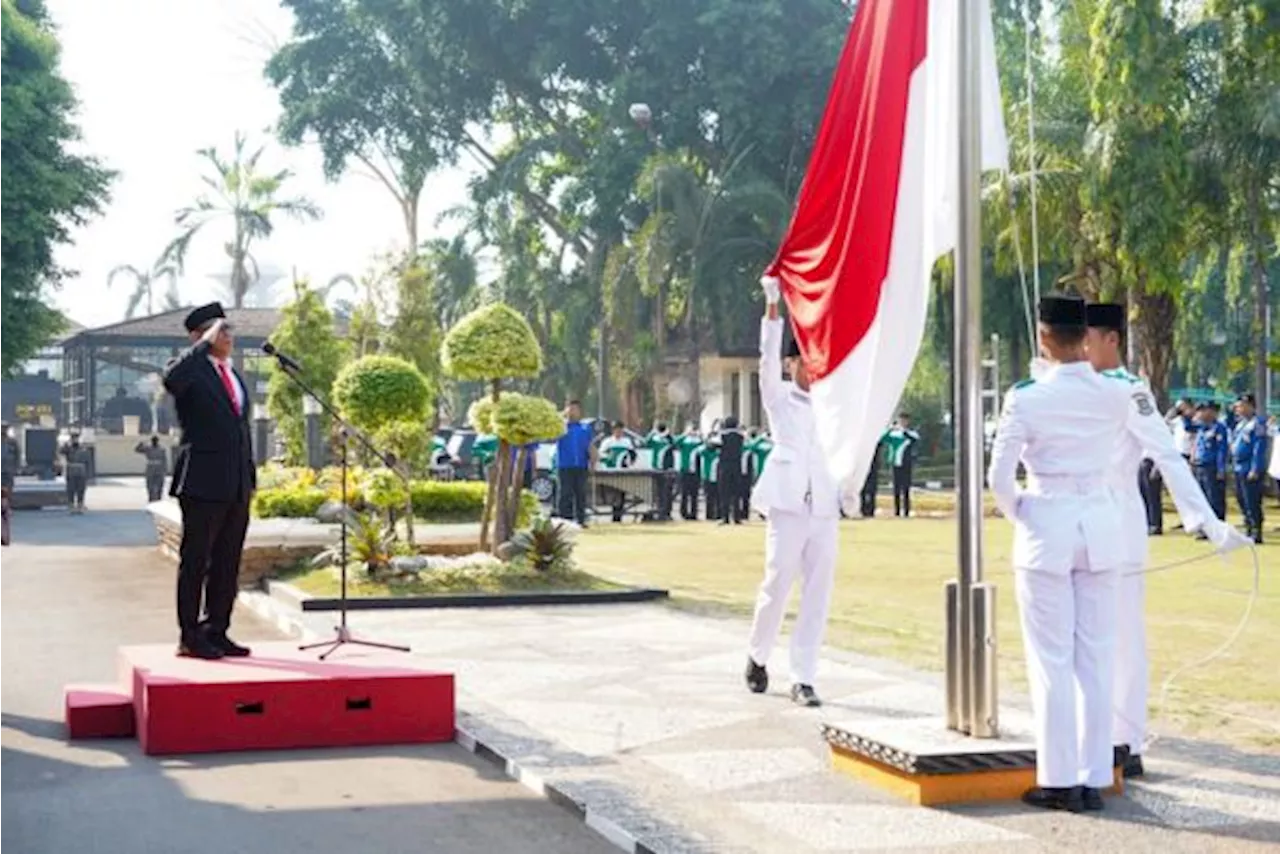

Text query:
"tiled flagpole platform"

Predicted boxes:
[[243, 595, 1280, 853]]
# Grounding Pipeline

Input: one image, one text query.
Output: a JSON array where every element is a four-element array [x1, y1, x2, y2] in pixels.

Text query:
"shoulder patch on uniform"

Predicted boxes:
[[1013, 378, 1035, 390], [1103, 368, 1141, 385], [1132, 390, 1155, 416]]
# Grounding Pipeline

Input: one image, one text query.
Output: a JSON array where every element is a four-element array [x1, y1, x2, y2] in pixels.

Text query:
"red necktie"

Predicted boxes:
[[216, 362, 241, 416]]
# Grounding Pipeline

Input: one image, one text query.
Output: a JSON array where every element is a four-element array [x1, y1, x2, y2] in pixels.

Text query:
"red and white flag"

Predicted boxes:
[[764, 0, 1008, 490]]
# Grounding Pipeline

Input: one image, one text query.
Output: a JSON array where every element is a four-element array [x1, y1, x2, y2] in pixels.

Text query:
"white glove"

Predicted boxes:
[[1205, 520, 1253, 555], [760, 275, 781, 305], [1029, 357, 1050, 380]]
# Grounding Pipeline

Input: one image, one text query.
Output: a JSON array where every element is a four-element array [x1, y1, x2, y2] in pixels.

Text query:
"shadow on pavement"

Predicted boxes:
[[1, 711, 613, 854]]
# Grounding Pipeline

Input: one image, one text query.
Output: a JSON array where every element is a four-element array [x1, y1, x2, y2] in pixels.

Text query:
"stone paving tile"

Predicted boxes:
[[737, 802, 1029, 850], [295, 603, 1280, 853]]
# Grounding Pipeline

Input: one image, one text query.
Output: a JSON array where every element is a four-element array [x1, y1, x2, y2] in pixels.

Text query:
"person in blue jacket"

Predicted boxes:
[[1230, 393, 1267, 544], [1186, 402, 1229, 522]]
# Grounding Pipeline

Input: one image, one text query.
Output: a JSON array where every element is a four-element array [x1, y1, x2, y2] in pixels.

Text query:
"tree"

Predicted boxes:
[[265, 279, 347, 463], [332, 354, 433, 432], [385, 264, 442, 404], [164, 131, 321, 308], [491, 392, 565, 536], [107, 256, 181, 318], [1, 0, 113, 376], [442, 302, 543, 550]]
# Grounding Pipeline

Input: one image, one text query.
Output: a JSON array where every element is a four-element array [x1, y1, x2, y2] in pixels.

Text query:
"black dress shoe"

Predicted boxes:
[[791, 684, 822, 707], [1123, 753, 1145, 778], [1022, 786, 1084, 813], [205, 630, 251, 657], [745, 657, 768, 694], [1081, 787, 1105, 811], [177, 637, 224, 660]]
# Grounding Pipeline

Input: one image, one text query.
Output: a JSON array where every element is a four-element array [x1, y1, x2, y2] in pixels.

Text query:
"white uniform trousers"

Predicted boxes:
[[746, 508, 838, 685], [1015, 562, 1119, 788], [1113, 568, 1147, 754]]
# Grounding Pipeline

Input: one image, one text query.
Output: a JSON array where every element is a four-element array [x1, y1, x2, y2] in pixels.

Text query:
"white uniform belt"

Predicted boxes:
[[1025, 472, 1109, 496]]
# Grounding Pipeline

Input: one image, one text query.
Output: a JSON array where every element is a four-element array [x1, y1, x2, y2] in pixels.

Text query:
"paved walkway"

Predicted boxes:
[[1, 481, 612, 854], [265, 597, 1280, 853]]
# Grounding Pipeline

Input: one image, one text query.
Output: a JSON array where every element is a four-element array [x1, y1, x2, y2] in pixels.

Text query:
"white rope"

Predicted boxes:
[[1022, 0, 1042, 343], [1114, 541, 1266, 748]]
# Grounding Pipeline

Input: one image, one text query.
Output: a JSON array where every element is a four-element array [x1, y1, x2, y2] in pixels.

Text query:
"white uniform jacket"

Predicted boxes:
[[750, 317, 839, 518], [987, 362, 1132, 574], [1100, 368, 1215, 567]]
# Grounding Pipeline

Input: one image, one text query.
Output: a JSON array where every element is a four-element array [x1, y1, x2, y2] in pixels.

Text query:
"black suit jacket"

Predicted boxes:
[[162, 341, 256, 503]]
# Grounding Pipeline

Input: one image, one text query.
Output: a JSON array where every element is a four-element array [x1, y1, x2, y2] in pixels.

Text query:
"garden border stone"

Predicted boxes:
[[260, 578, 669, 612]]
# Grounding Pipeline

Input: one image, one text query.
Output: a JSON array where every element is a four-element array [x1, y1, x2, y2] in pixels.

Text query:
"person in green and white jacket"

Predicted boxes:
[[598, 422, 637, 522], [881, 413, 920, 517], [674, 424, 703, 520], [644, 422, 676, 520]]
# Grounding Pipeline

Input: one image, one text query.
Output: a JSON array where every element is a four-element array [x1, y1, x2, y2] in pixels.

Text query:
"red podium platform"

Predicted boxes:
[[90, 643, 454, 755], [64, 683, 135, 739]]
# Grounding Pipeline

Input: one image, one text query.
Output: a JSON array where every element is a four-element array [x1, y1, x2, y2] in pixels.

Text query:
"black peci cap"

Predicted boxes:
[[1038, 294, 1086, 326], [1085, 302, 1126, 331], [183, 302, 227, 332]]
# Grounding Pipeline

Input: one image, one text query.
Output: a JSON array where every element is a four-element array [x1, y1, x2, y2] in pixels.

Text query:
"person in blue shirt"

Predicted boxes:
[[1186, 401, 1229, 521], [1230, 393, 1267, 544], [554, 400, 596, 526]]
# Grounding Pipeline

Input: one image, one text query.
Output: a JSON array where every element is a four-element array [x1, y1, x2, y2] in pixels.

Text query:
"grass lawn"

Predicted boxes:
[[285, 562, 623, 598], [575, 510, 1280, 749]]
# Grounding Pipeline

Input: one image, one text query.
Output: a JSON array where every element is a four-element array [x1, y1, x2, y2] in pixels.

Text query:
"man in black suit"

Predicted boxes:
[[715, 416, 747, 524], [162, 303, 255, 659]]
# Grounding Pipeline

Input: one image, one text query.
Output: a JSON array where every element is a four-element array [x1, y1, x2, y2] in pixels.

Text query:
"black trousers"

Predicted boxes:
[[655, 471, 674, 520], [146, 473, 165, 503], [719, 471, 745, 523], [679, 473, 700, 519], [556, 467, 589, 524], [1235, 475, 1264, 538], [1194, 465, 1226, 520], [892, 464, 912, 517], [704, 480, 720, 520], [177, 496, 250, 641], [860, 466, 879, 517], [1138, 458, 1163, 533], [66, 475, 87, 507]]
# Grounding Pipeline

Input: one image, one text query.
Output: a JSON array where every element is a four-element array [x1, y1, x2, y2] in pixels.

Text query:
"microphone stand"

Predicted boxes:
[[266, 353, 410, 660]]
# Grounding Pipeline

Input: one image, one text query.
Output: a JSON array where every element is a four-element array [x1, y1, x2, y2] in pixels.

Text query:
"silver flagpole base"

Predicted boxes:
[[969, 582, 999, 738]]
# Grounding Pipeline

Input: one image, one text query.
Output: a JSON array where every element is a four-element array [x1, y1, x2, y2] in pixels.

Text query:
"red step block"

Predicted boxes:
[[119, 643, 455, 756], [65, 683, 135, 739]]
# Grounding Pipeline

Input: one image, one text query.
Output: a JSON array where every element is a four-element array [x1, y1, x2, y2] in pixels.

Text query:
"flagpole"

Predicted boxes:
[[947, 0, 999, 738]]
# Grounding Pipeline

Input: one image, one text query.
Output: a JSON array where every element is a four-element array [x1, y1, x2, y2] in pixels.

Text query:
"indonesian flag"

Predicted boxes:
[[764, 0, 1008, 490]]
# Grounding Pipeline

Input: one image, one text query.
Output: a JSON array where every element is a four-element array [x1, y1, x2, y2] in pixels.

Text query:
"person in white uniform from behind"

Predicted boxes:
[[1083, 303, 1249, 781], [744, 276, 840, 707], [990, 294, 1155, 812]]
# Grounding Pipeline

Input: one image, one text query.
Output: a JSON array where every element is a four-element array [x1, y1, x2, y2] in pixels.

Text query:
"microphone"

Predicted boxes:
[[262, 342, 302, 373]]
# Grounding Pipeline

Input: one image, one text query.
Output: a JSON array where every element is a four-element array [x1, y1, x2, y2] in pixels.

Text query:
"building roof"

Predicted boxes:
[[61, 307, 285, 346]]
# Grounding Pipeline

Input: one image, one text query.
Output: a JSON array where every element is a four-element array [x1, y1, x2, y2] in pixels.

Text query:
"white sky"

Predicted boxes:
[[45, 0, 477, 326]]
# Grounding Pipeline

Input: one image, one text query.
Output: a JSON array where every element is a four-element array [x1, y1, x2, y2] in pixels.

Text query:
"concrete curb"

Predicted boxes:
[[257, 577, 669, 613]]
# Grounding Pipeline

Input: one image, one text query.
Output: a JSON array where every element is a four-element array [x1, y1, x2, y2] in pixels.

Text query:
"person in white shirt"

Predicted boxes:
[[989, 295, 1244, 813], [744, 277, 841, 707], [1084, 303, 1247, 779]]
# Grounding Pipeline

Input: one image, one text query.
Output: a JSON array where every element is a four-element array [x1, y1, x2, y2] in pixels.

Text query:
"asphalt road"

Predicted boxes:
[[1, 479, 614, 854]]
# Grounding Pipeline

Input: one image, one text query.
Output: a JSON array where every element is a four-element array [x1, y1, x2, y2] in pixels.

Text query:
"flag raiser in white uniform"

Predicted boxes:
[[989, 354, 1245, 793], [746, 284, 841, 696]]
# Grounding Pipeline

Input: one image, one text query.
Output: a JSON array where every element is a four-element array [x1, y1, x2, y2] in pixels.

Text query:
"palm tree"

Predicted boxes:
[[163, 131, 322, 308], [107, 257, 182, 318]]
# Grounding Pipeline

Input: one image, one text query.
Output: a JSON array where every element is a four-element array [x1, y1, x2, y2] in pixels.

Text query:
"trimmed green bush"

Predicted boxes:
[[493, 392, 565, 446], [333, 355, 432, 431], [441, 303, 542, 382], [252, 485, 328, 518]]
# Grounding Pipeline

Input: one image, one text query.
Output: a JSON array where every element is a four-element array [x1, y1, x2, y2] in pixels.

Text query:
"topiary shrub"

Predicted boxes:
[[332, 355, 432, 432], [373, 419, 431, 475], [467, 397, 497, 434], [441, 303, 542, 383], [252, 485, 328, 518], [492, 393, 565, 447]]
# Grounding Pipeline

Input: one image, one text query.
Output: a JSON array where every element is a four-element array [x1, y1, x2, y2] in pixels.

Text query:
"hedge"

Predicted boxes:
[[251, 478, 536, 526]]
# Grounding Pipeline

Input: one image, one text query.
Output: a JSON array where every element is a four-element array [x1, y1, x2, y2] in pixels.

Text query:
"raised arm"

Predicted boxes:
[[162, 320, 221, 397], [758, 276, 787, 409], [986, 389, 1027, 521]]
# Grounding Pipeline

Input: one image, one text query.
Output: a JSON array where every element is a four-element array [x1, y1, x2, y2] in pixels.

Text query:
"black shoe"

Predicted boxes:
[[1148, 526, 1162, 536], [1022, 786, 1084, 813], [791, 683, 822, 707], [1122, 753, 1145, 778], [745, 658, 768, 694], [1081, 787, 1105, 811], [178, 637, 224, 660], [206, 631, 251, 657]]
